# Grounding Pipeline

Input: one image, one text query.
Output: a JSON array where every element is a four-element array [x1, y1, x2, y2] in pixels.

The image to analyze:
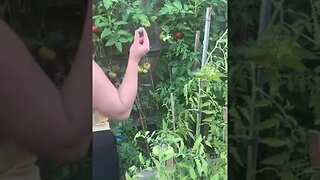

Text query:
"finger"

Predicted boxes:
[[138, 28, 144, 37], [137, 27, 144, 44], [133, 29, 140, 44], [142, 28, 150, 48]]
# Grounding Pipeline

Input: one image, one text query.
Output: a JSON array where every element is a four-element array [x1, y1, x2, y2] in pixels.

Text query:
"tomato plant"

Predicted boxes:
[[93, 0, 227, 179], [229, 1, 320, 180]]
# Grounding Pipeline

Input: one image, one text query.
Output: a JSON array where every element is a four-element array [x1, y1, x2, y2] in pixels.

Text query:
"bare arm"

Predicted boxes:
[[93, 28, 150, 120], [0, 1, 92, 161]]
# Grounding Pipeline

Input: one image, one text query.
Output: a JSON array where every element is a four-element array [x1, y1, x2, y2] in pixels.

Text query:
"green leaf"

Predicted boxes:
[[202, 110, 214, 114], [252, 118, 279, 130], [161, 25, 170, 33], [268, 70, 279, 97], [115, 42, 122, 52], [204, 140, 213, 148], [294, 46, 320, 59], [139, 153, 145, 164], [192, 136, 202, 150], [101, 28, 112, 38], [195, 159, 203, 175], [281, 55, 305, 70], [125, 172, 133, 180], [153, 159, 161, 169], [278, 170, 295, 180], [260, 152, 287, 165], [255, 99, 271, 108], [230, 147, 244, 167], [239, 108, 250, 121], [211, 174, 220, 180], [199, 102, 211, 108], [118, 30, 129, 35], [150, 16, 157, 21], [259, 138, 287, 147], [173, 0, 182, 10], [115, 21, 128, 26], [189, 166, 197, 180], [105, 38, 116, 46], [119, 38, 127, 43], [134, 131, 142, 140], [229, 106, 240, 119], [202, 159, 208, 175], [103, 0, 113, 9], [216, 15, 226, 22]]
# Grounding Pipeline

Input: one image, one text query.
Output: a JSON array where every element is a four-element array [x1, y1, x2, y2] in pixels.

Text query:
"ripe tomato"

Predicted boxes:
[[92, 25, 99, 33], [174, 31, 183, 39]]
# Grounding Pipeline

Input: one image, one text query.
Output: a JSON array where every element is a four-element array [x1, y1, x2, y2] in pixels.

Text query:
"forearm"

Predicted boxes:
[[117, 56, 140, 115], [93, 57, 139, 120], [93, 27, 149, 120]]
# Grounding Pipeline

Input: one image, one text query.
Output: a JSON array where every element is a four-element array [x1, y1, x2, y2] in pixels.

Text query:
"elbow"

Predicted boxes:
[[117, 110, 131, 120], [51, 137, 91, 162], [51, 149, 86, 162], [60, 146, 89, 162], [45, 130, 91, 162], [109, 108, 131, 121]]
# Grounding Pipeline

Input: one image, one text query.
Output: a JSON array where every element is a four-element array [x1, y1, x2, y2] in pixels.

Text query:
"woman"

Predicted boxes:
[[0, 1, 92, 179], [92, 27, 150, 180]]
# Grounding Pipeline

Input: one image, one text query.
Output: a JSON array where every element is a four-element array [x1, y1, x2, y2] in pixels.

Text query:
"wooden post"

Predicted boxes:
[[166, 93, 176, 167], [196, 7, 212, 138], [223, 107, 228, 138], [194, 31, 200, 52], [309, 130, 320, 180]]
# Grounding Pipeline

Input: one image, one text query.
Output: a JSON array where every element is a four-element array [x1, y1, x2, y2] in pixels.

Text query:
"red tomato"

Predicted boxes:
[[174, 31, 184, 39], [92, 25, 99, 33]]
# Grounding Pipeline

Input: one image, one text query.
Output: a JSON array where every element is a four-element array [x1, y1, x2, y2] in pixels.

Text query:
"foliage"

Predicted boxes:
[[229, 0, 320, 179], [93, 0, 156, 53], [93, 0, 227, 179], [126, 58, 227, 179]]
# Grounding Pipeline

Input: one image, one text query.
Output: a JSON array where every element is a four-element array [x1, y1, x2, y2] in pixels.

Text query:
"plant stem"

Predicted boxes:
[[136, 93, 151, 156], [170, 93, 176, 132], [196, 79, 202, 138], [146, 57, 160, 119], [246, 62, 257, 180]]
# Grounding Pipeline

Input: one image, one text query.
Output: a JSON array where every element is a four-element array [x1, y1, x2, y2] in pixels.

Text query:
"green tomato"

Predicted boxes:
[[152, 146, 160, 156], [38, 46, 56, 63], [108, 71, 117, 79], [164, 146, 174, 157], [159, 31, 165, 41]]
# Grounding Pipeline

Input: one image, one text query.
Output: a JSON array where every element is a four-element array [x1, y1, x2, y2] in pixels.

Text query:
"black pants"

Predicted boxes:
[[93, 130, 119, 180]]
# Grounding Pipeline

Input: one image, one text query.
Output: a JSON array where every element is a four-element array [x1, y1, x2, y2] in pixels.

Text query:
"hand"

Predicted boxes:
[[129, 27, 150, 62]]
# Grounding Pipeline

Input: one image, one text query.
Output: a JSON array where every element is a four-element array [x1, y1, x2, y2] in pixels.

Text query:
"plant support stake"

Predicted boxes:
[[246, 1, 272, 180], [196, 7, 212, 138], [170, 93, 176, 132], [201, 7, 212, 67], [167, 93, 175, 167]]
